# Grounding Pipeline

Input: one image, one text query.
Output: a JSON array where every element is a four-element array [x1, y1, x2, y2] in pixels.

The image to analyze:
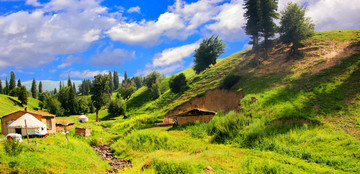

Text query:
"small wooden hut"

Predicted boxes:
[[175, 108, 216, 125], [75, 128, 91, 137]]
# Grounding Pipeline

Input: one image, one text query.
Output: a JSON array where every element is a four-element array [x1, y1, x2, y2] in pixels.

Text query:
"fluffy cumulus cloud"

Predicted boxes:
[[58, 56, 82, 68], [90, 46, 136, 67], [65, 70, 109, 78], [0, 0, 115, 70], [152, 42, 199, 67], [127, 6, 141, 14]]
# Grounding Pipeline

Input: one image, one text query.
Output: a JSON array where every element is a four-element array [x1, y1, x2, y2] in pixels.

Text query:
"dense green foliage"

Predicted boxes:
[[18, 86, 28, 105], [9, 71, 16, 95], [244, 0, 261, 51], [259, 0, 278, 57], [169, 73, 188, 93], [220, 74, 241, 90], [279, 3, 315, 55], [108, 97, 126, 117], [4, 140, 24, 156], [193, 35, 226, 73]]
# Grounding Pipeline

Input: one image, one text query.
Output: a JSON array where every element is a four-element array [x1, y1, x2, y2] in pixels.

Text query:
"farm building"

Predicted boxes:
[[56, 122, 75, 133], [1, 108, 56, 135], [7, 113, 48, 137], [175, 108, 216, 125]]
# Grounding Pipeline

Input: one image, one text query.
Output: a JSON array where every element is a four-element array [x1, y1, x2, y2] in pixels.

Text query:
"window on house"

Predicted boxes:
[[46, 118, 52, 130]]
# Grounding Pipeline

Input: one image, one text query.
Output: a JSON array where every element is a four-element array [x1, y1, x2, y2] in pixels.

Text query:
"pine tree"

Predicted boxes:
[[73, 82, 76, 94], [0, 79, 3, 94], [17, 79, 21, 87], [31, 78, 37, 98], [108, 71, 114, 92], [59, 79, 62, 89], [9, 71, 16, 92], [260, 0, 279, 58], [5, 77, 9, 95], [68, 74, 72, 87], [279, 3, 315, 56], [124, 71, 128, 82], [39, 81, 43, 94], [54, 88, 57, 94], [113, 71, 119, 90], [244, 0, 262, 52]]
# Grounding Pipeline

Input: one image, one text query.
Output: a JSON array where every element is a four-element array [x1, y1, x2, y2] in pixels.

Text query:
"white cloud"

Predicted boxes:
[[107, 12, 185, 46], [90, 46, 135, 67], [0, 0, 115, 70], [65, 70, 109, 79], [127, 6, 141, 14], [152, 42, 199, 67], [206, 1, 247, 41], [26, 0, 41, 7], [58, 56, 82, 68]]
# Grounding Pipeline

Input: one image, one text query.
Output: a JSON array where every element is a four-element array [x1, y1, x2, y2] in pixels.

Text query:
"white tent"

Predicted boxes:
[[8, 113, 47, 136], [78, 115, 88, 123]]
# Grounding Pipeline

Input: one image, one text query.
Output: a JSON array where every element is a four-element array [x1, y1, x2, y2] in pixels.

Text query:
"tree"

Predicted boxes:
[[244, 0, 262, 52], [9, 71, 16, 92], [18, 86, 28, 105], [193, 35, 226, 74], [5, 77, 9, 95], [31, 78, 37, 98], [144, 71, 162, 88], [54, 88, 57, 95], [169, 73, 188, 93], [59, 79, 62, 89], [17, 79, 21, 87], [108, 71, 115, 92], [39, 81, 43, 94], [67, 74, 72, 87], [73, 82, 76, 94], [279, 3, 315, 56], [260, 0, 279, 58], [0, 79, 2, 94], [91, 74, 110, 122], [134, 76, 143, 89], [113, 70, 119, 90], [108, 97, 126, 117]]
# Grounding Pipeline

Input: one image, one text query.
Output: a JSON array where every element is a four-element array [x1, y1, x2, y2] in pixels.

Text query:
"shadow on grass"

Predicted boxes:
[[8, 97, 22, 107]]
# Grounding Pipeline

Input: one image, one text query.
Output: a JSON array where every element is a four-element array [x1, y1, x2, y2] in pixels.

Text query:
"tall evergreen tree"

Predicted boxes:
[[260, 0, 279, 58], [279, 3, 315, 55], [244, 0, 262, 52], [5, 77, 9, 95], [0, 79, 3, 94], [54, 88, 57, 94], [68, 74, 72, 87], [124, 71, 128, 82], [59, 79, 62, 89], [73, 82, 76, 94], [108, 71, 114, 92], [9, 71, 16, 91], [113, 70, 119, 90], [39, 81, 43, 94], [91, 74, 110, 122], [31, 78, 37, 98], [17, 79, 21, 87]]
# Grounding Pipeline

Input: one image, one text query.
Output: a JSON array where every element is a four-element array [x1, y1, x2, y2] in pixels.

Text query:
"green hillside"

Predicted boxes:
[[1, 30, 360, 173], [0, 94, 40, 117]]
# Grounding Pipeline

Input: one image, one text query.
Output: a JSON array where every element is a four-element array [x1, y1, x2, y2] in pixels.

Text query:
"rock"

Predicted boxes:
[[195, 148, 203, 153], [205, 166, 213, 172], [141, 163, 150, 170]]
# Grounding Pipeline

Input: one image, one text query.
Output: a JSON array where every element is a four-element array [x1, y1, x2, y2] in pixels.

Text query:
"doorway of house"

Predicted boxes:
[[15, 128, 22, 135]]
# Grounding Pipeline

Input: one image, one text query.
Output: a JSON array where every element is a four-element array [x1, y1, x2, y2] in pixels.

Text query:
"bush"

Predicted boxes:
[[108, 98, 126, 116], [4, 140, 24, 156], [119, 86, 136, 99], [153, 159, 198, 174], [220, 74, 241, 90], [169, 73, 188, 93]]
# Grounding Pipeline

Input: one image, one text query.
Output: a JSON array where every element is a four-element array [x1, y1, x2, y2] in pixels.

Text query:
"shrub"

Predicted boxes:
[[4, 140, 24, 156], [124, 131, 176, 152], [152, 159, 198, 174], [108, 98, 126, 116], [220, 74, 241, 90], [169, 73, 188, 93]]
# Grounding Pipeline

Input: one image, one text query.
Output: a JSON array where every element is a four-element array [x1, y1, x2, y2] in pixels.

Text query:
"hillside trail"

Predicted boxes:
[[93, 142, 133, 173]]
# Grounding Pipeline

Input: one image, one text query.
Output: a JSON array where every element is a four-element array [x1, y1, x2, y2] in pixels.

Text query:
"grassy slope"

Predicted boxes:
[[0, 94, 40, 117], [110, 30, 360, 173]]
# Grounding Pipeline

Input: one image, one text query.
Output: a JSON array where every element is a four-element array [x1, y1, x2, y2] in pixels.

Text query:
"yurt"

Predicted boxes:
[[78, 115, 88, 123], [7, 113, 47, 137]]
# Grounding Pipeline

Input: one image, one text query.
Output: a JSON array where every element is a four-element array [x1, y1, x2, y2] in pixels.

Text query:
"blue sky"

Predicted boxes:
[[0, 0, 359, 91]]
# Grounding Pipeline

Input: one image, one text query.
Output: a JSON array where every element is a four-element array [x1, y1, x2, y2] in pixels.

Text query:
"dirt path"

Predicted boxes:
[[94, 142, 133, 173]]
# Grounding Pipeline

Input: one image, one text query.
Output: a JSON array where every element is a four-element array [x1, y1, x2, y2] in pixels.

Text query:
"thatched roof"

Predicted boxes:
[[8, 113, 47, 128], [176, 108, 216, 117]]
